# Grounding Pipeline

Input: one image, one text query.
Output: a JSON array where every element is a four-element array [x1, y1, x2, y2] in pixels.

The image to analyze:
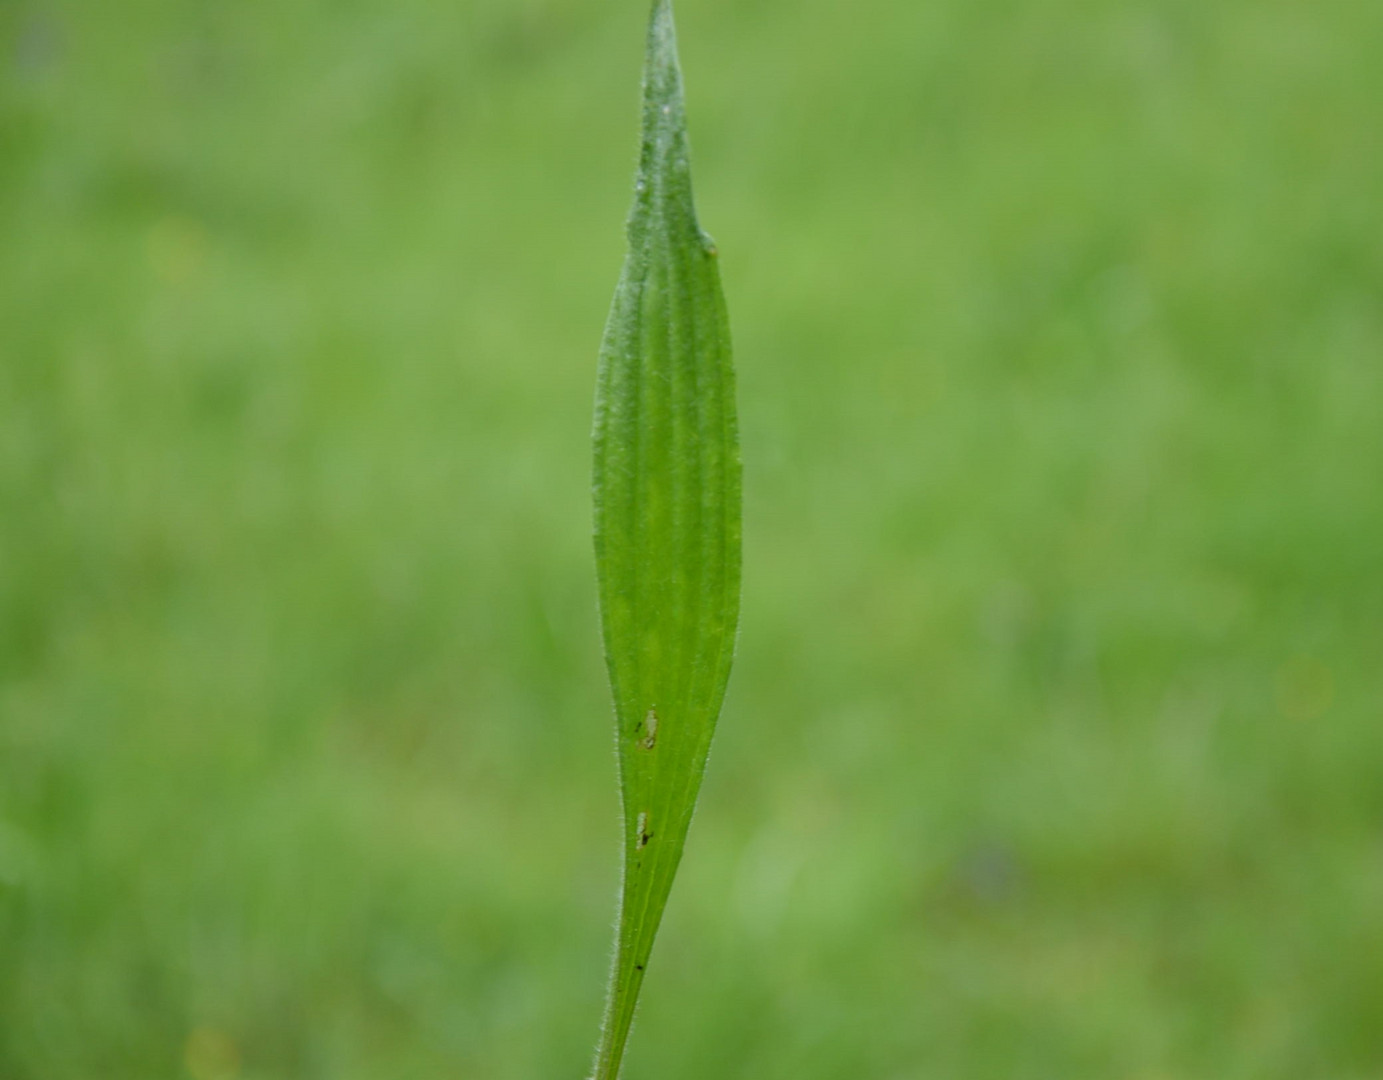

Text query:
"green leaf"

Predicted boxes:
[[589, 1, 741, 1076]]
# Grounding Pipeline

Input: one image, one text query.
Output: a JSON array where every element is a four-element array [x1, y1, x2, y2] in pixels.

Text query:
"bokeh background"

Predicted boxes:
[[3, 0, 1382, 1077]]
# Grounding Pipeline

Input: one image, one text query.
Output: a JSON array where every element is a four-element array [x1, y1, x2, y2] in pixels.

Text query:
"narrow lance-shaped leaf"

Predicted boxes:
[[590, 1, 741, 1077]]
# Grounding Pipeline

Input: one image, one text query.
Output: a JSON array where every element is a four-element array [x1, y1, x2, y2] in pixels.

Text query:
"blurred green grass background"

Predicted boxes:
[[2, 0, 1382, 1077]]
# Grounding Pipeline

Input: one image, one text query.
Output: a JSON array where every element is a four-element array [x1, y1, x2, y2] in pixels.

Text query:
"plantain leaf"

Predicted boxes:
[[589, 1, 741, 1076]]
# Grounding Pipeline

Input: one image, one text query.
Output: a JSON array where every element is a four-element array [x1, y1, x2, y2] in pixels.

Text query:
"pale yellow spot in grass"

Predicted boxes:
[[1275, 656, 1334, 722], [147, 216, 207, 286], [184, 1026, 240, 1080]]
